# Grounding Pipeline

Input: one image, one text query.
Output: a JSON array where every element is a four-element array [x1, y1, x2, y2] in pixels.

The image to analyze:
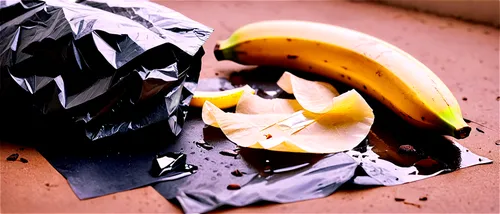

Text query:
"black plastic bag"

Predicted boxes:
[[0, 0, 213, 142]]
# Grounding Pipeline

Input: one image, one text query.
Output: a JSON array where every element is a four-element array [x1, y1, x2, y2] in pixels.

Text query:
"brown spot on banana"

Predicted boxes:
[[376, 70, 382, 77], [324, 60, 328, 63], [286, 38, 292, 42], [341, 66, 348, 70]]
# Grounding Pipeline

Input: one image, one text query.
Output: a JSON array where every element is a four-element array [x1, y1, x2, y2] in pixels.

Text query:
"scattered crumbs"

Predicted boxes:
[[20, 158, 28, 163], [403, 201, 422, 208], [394, 197, 405, 202], [227, 184, 241, 190], [462, 97, 468, 101], [419, 196, 428, 201], [6, 153, 19, 161], [476, 128, 484, 133]]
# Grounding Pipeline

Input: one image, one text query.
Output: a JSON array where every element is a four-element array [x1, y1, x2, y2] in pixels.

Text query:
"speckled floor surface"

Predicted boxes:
[[1, 1, 498, 213]]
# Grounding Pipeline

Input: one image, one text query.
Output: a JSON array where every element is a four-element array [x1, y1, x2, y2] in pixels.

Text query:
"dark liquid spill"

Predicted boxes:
[[208, 67, 464, 176]]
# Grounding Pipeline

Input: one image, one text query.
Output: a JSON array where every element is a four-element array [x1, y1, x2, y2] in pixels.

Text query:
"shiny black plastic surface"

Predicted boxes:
[[0, 0, 212, 141]]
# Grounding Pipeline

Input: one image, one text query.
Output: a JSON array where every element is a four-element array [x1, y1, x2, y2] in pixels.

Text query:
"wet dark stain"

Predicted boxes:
[[287, 55, 298, 59], [286, 38, 292, 42], [341, 66, 348, 70]]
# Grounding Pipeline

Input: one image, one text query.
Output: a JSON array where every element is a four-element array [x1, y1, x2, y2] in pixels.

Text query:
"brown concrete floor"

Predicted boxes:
[[1, 1, 499, 213]]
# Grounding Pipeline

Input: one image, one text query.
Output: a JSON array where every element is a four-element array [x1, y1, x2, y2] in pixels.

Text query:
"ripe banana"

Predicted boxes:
[[190, 85, 255, 109], [213, 20, 471, 139]]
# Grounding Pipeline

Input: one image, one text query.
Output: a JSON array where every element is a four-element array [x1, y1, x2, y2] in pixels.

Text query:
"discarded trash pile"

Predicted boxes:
[[0, 1, 493, 214]]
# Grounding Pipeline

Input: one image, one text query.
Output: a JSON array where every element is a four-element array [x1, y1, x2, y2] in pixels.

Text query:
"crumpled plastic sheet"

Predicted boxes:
[[0, 0, 213, 141], [37, 74, 493, 214]]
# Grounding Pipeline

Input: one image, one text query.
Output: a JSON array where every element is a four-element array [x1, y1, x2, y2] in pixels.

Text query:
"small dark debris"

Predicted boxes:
[[495, 140, 500, 146], [363, 85, 367, 90], [220, 150, 238, 157], [264, 134, 272, 139], [394, 197, 405, 202], [476, 128, 484, 133], [352, 155, 359, 158], [204, 157, 209, 161], [196, 140, 214, 150], [190, 152, 195, 155], [20, 158, 28, 163], [215, 72, 219, 76], [462, 97, 468, 101], [286, 55, 298, 59], [341, 66, 348, 70], [231, 169, 243, 177], [403, 201, 421, 208], [466, 149, 469, 152], [464, 118, 472, 123], [398, 145, 416, 154], [496, 96, 500, 101], [409, 171, 417, 175], [419, 196, 428, 201], [362, 155, 368, 158], [370, 159, 376, 163], [479, 158, 482, 162], [227, 184, 241, 190], [395, 178, 399, 181], [6, 153, 19, 161], [45, 183, 50, 187]]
